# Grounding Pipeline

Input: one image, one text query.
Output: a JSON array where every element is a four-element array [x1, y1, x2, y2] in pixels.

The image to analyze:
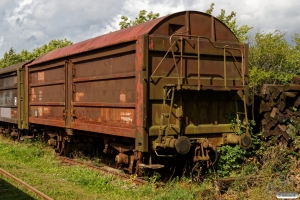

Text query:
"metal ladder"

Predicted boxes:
[[235, 92, 249, 134], [158, 85, 176, 140]]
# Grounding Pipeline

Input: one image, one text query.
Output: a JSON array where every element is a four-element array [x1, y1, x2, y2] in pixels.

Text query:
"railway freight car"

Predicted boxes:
[[0, 61, 32, 136], [0, 11, 251, 176]]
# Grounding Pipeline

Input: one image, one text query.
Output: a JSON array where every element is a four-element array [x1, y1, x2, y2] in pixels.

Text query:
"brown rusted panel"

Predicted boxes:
[[73, 72, 136, 83], [150, 11, 238, 42], [29, 117, 65, 128], [74, 78, 136, 103], [189, 13, 212, 38], [184, 99, 242, 125], [214, 19, 239, 42], [150, 90, 244, 129], [30, 67, 65, 84], [73, 102, 135, 107], [0, 76, 17, 89], [30, 102, 65, 106], [71, 53, 137, 135], [71, 43, 136, 63], [149, 52, 243, 100], [71, 122, 136, 138], [74, 53, 136, 78], [30, 85, 64, 103], [151, 103, 178, 126], [68, 49, 138, 136], [74, 107, 135, 128], [29, 106, 64, 121], [28, 63, 65, 126], [149, 36, 242, 56], [28, 61, 66, 72]]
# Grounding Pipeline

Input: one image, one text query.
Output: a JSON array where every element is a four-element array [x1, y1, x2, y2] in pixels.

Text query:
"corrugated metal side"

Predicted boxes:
[[28, 61, 66, 128], [70, 43, 137, 138], [0, 61, 32, 126]]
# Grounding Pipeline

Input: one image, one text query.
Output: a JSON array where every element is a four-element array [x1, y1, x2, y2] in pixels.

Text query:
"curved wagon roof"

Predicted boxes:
[[0, 60, 32, 75], [29, 11, 238, 66]]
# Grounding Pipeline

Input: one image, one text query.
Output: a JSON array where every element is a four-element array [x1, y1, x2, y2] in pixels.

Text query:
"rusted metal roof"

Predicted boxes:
[[0, 60, 32, 75], [29, 10, 238, 66], [30, 16, 168, 65]]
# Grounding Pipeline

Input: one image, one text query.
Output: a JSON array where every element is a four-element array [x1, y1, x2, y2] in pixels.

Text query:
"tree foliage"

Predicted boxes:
[[119, 10, 160, 29], [206, 3, 252, 43], [249, 31, 300, 92], [0, 39, 73, 68]]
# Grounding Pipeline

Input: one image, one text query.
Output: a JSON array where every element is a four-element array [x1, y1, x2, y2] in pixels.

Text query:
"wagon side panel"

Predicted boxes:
[[71, 43, 138, 138], [28, 62, 66, 128]]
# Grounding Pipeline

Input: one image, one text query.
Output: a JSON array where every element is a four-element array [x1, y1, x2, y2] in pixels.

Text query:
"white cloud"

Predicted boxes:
[[0, 0, 300, 57], [0, 36, 3, 47]]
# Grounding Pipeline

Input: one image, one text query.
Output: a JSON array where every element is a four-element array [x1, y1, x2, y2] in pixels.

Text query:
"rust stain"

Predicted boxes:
[[38, 72, 44, 81], [75, 92, 84, 102], [43, 107, 50, 114], [120, 94, 126, 103], [149, 38, 154, 50], [31, 88, 36, 102], [38, 106, 43, 117]]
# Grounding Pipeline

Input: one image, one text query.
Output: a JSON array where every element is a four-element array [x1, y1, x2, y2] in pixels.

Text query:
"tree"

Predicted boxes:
[[119, 10, 159, 29], [249, 31, 300, 92], [0, 39, 72, 68], [0, 48, 22, 68]]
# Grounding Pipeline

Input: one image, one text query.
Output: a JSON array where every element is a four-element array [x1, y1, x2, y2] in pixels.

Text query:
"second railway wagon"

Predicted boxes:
[[0, 11, 251, 175]]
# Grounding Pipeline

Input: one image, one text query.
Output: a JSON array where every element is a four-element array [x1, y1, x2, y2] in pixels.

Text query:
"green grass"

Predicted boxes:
[[0, 135, 215, 200], [1, 135, 298, 200]]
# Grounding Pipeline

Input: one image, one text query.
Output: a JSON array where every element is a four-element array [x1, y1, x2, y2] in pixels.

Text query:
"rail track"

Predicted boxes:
[[0, 167, 53, 200], [59, 156, 147, 186]]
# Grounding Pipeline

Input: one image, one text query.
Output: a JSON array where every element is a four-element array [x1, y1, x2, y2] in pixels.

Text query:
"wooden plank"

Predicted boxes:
[[264, 120, 275, 131], [271, 88, 281, 99], [270, 107, 278, 118], [285, 108, 294, 116], [260, 101, 271, 113], [276, 115, 290, 123], [294, 96, 300, 107], [263, 112, 271, 122], [283, 92, 297, 98], [278, 124, 287, 132], [278, 101, 286, 112]]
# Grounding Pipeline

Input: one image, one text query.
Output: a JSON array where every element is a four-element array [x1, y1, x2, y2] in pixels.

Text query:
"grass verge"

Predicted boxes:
[[0, 135, 299, 200]]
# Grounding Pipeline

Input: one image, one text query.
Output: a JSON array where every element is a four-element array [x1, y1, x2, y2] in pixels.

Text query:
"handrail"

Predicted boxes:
[[150, 33, 246, 89], [150, 40, 179, 83]]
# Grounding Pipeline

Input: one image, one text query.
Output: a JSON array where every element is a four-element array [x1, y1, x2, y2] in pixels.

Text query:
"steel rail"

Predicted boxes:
[[0, 168, 53, 200], [59, 157, 147, 186]]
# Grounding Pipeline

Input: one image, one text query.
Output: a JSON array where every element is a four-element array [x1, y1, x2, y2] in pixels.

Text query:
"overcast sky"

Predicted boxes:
[[1, 0, 300, 57]]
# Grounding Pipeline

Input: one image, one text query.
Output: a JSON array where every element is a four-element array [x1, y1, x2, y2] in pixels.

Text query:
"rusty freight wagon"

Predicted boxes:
[[0, 11, 251, 176], [0, 61, 32, 136]]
